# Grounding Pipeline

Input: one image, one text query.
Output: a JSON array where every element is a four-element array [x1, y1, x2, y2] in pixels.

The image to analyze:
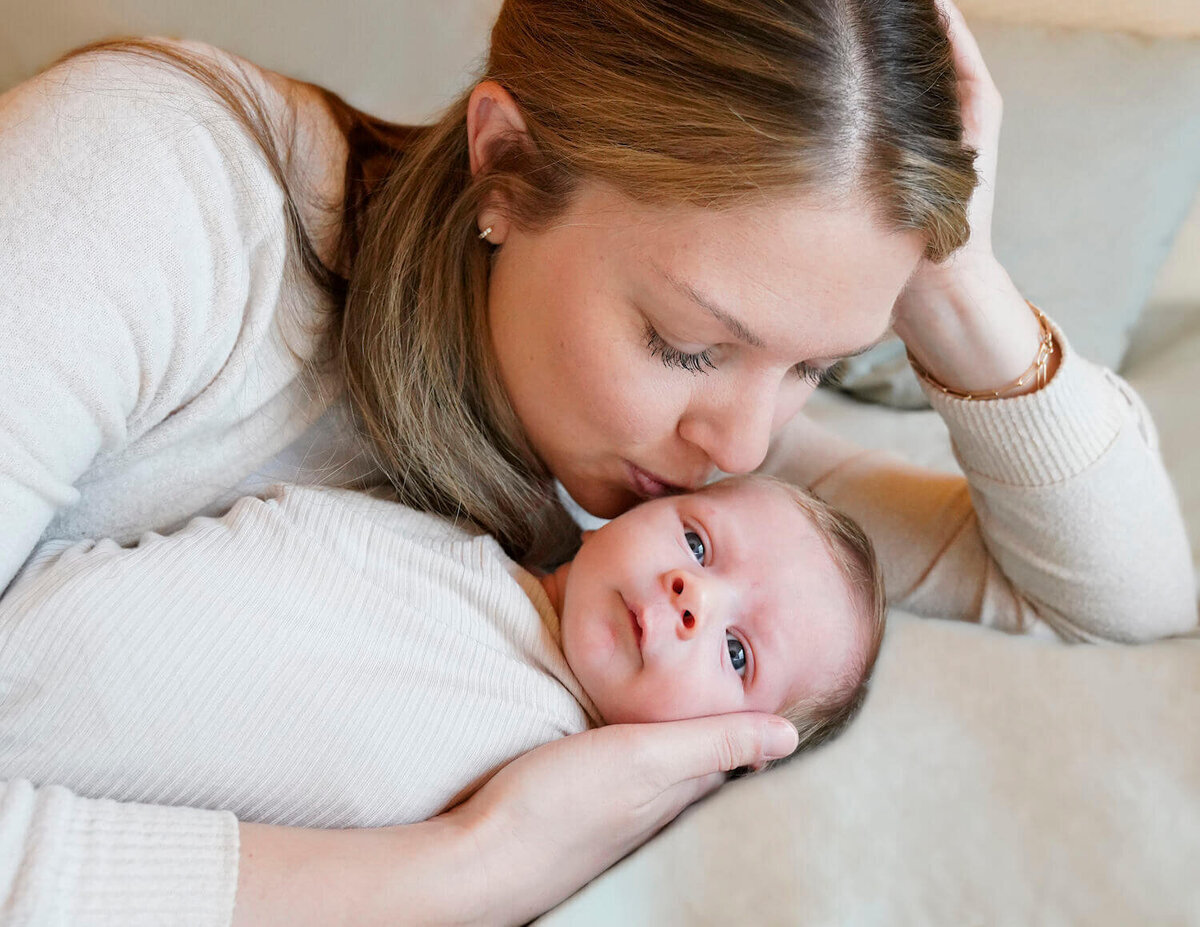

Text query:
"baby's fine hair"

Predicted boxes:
[[699, 473, 887, 774]]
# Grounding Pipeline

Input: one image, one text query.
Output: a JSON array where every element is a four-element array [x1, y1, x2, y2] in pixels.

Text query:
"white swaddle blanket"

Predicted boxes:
[[0, 484, 600, 827]]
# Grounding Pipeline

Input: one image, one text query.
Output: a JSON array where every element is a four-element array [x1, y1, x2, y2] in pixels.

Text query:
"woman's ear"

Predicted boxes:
[[466, 80, 530, 178], [468, 80, 539, 247], [580, 529, 596, 543]]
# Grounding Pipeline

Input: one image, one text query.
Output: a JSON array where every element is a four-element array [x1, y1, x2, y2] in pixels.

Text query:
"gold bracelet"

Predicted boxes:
[[905, 300, 1056, 401]]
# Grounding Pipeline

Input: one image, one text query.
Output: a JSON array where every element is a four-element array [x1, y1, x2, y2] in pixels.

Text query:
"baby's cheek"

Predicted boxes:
[[629, 676, 723, 724]]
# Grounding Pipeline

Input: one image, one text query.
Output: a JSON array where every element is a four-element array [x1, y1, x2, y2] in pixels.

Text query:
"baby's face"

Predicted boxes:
[[559, 479, 862, 725]]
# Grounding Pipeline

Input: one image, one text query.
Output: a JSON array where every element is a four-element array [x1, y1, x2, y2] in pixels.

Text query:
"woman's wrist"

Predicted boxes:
[[892, 255, 1060, 398], [233, 814, 485, 927]]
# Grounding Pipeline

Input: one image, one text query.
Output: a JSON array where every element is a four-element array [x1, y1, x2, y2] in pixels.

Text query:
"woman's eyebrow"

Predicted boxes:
[[650, 259, 765, 348], [836, 336, 890, 362], [650, 258, 891, 361]]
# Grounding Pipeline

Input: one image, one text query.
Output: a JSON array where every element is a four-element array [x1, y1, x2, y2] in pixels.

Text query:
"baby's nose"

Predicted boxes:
[[665, 570, 712, 636]]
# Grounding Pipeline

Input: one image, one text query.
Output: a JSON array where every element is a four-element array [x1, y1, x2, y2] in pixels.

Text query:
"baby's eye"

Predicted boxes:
[[684, 530, 705, 564], [726, 631, 747, 678]]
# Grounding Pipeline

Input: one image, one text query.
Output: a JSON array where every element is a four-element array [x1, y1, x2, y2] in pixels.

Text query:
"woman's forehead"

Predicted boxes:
[[606, 192, 921, 356]]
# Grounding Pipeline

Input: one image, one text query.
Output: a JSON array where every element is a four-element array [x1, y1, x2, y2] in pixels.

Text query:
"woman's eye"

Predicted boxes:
[[684, 530, 706, 564], [644, 321, 717, 375], [726, 631, 747, 678], [796, 361, 843, 389]]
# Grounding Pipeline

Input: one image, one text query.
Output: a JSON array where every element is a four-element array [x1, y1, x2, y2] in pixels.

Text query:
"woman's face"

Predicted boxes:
[[485, 179, 924, 519]]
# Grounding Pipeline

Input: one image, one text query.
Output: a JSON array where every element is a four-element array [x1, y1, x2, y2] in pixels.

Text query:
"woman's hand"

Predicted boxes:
[[891, 0, 1054, 396], [446, 712, 800, 926], [233, 712, 796, 927], [906, 0, 1003, 284]]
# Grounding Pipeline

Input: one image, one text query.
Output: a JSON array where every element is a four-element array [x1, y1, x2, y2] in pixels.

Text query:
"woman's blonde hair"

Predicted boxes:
[[47, 0, 977, 569]]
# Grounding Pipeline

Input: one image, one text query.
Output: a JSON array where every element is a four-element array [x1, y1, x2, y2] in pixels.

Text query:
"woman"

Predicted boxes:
[[0, 0, 1192, 922]]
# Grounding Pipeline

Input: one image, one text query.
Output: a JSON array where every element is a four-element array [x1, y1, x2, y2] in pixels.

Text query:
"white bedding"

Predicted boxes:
[[538, 612, 1200, 925], [536, 307, 1200, 925]]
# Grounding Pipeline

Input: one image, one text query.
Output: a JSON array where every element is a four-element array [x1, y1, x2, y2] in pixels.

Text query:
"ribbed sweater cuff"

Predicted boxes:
[[16, 780, 240, 925], [920, 318, 1125, 487]]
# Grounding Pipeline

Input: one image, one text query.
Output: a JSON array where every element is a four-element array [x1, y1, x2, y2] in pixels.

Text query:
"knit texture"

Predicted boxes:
[[0, 484, 600, 926], [0, 484, 599, 830], [0, 36, 1195, 927], [0, 37, 381, 596], [0, 779, 239, 926]]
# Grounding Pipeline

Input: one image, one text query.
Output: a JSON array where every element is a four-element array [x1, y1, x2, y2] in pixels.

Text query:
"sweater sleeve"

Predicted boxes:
[[0, 779, 239, 926], [0, 42, 275, 925], [760, 320, 1198, 643], [0, 40, 280, 592]]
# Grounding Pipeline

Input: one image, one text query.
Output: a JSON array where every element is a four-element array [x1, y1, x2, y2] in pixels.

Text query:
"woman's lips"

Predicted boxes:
[[626, 462, 687, 499]]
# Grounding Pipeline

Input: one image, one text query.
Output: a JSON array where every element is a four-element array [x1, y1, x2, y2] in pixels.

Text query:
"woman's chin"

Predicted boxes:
[[561, 476, 638, 522]]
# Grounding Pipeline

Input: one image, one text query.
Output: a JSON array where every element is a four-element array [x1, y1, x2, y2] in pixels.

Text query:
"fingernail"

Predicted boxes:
[[763, 719, 799, 759]]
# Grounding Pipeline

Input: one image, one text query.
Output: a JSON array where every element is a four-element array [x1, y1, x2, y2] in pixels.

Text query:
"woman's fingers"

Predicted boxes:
[[444, 712, 800, 923], [934, 0, 1002, 153], [934, 0, 997, 92], [628, 712, 799, 790], [903, 0, 1003, 275], [612, 713, 798, 827]]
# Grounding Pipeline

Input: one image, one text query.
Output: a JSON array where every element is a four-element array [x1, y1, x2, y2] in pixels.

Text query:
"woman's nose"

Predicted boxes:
[[677, 376, 779, 475]]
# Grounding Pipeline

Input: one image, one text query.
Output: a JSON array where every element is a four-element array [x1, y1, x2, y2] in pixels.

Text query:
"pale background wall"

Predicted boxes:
[[3, 0, 1197, 311], [960, 0, 1200, 39]]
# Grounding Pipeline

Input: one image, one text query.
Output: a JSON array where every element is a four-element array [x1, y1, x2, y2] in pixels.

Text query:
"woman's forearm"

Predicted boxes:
[[765, 326, 1195, 642], [233, 815, 483, 927], [891, 255, 1061, 398]]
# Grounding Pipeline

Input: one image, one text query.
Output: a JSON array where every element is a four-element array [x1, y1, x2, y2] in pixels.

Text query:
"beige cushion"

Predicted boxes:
[[835, 21, 1200, 407], [1121, 309, 1200, 586], [538, 614, 1200, 926], [780, 313, 1200, 585], [960, 0, 1200, 38], [1147, 193, 1200, 312]]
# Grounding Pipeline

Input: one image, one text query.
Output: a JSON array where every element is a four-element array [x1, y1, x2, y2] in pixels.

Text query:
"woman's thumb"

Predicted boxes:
[[650, 713, 799, 782]]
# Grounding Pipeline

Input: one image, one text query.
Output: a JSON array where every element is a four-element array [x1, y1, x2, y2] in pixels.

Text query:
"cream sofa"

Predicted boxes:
[[5, 1, 1198, 924], [538, 6, 1200, 924]]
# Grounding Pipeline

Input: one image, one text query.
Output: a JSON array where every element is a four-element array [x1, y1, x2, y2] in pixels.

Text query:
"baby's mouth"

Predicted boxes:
[[619, 593, 644, 667], [629, 607, 642, 647]]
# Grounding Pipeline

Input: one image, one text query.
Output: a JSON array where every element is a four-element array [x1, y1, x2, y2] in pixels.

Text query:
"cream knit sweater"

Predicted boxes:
[[0, 481, 600, 819], [0, 37, 1194, 926]]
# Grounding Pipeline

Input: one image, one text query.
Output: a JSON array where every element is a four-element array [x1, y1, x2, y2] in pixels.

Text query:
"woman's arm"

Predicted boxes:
[[762, 0, 1196, 642], [0, 779, 239, 924], [231, 816, 473, 926], [887, 0, 1050, 402], [761, 342, 1197, 642], [232, 716, 798, 926], [0, 717, 794, 926], [0, 43, 285, 592]]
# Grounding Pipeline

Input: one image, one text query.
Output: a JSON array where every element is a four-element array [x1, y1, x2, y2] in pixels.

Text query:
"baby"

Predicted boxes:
[[546, 472, 886, 774], [0, 473, 885, 827]]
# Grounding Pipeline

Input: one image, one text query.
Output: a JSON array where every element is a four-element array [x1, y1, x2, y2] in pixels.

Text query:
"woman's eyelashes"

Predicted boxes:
[[644, 317, 841, 388], [796, 361, 844, 389], [644, 321, 717, 374]]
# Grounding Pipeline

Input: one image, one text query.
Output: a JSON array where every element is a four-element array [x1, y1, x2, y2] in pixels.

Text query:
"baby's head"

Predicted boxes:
[[545, 473, 886, 769]]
